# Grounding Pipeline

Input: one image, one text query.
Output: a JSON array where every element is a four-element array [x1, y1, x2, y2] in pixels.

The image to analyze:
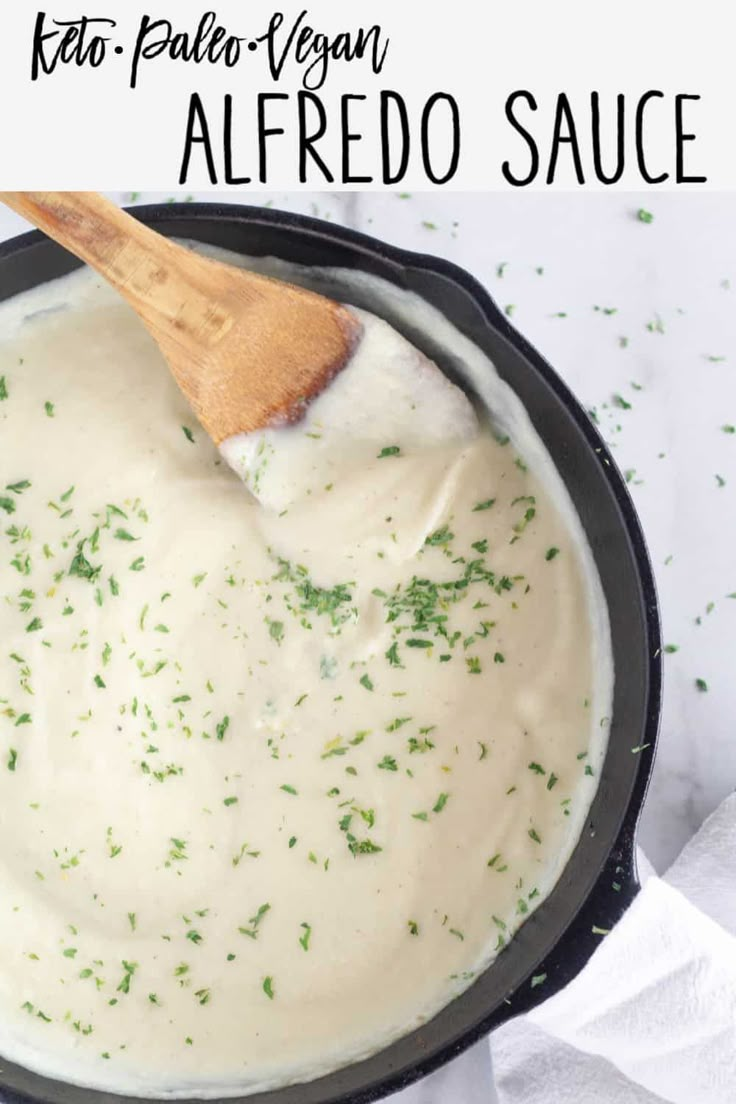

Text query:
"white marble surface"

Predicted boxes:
[[1, 191, 734, 1102]]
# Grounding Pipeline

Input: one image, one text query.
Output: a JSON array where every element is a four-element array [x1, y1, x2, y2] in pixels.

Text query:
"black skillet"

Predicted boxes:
[[0, 203, 662, 1104]]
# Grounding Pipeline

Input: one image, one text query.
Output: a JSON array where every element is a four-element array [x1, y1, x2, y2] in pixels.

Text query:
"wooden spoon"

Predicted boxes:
[[0, 192, 362, 444]]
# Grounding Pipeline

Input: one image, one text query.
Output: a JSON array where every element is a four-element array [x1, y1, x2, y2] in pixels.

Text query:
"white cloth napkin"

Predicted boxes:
[[491, 792, 736, 1104]]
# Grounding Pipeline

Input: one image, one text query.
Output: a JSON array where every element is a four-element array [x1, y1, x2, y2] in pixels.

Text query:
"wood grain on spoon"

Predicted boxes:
[[0, 192, 362, 444]]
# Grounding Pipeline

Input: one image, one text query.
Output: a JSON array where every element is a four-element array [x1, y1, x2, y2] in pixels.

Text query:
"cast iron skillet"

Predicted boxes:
[[0, 204, 662, 1104]]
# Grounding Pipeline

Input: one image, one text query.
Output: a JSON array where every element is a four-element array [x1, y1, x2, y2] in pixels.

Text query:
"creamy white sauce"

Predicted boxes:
[[220, 309, 480, 513], [0, 251, 612, 1097]]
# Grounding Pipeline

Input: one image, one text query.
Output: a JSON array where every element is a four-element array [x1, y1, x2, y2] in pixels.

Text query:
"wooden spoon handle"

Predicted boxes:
[[0, 191, 243, 348], [2, 191, 179, 294]]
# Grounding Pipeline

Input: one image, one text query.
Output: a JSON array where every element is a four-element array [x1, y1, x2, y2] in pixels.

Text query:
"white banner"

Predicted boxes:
[[0, 0, 732, 190]]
